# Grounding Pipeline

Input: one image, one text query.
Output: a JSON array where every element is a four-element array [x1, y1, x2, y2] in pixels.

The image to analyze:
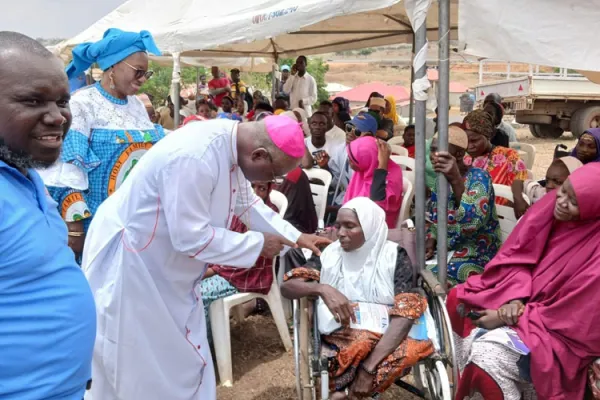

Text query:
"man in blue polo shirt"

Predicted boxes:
[[0, 32, 96, 399]]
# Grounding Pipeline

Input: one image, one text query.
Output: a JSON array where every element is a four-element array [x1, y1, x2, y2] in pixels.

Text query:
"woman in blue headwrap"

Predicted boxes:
[[40, 28, 165, 256]]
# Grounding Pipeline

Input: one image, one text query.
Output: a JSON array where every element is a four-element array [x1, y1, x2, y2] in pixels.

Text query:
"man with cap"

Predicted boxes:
[[345, 111, 379, 145], [367, 94, 394, 141], [82, 116, 330, 400]]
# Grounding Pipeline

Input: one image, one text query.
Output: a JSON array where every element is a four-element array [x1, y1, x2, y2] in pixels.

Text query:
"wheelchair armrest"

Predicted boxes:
[[419, 269, 447, 296]]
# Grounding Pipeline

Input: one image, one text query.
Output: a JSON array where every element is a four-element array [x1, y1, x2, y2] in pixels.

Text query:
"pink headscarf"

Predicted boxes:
[[343, 136, 403, 228], [451, 162, 600, 400]]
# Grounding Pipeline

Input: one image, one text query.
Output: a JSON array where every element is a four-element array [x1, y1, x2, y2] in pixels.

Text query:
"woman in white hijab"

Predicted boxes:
[[281, 197, 434, 399]]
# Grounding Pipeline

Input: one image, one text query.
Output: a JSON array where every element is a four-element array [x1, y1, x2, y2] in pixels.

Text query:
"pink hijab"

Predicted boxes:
[[343, 136, 403, 227], [453, 163, 600, 400]]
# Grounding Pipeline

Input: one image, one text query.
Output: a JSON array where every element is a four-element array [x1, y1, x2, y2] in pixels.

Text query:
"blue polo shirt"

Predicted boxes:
[[0, 161, 96, 399]]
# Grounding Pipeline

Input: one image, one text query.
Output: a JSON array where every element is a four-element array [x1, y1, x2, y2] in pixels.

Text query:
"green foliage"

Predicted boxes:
[[140, 62, 206, 106], [358, 48, 374, 56], [278, 57, 330, 106]]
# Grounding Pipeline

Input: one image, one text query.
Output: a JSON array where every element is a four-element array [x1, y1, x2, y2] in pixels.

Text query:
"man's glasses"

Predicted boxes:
[[266, 152, 285, 185], [122, 61, 154, 80]]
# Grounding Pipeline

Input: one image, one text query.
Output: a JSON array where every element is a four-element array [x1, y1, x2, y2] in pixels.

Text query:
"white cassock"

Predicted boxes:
[[82, 119, 301, 400]]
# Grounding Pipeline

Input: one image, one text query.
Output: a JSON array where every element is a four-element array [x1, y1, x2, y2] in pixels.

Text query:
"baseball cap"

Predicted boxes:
[[347, 112, 378, 135], [280, 65, 290, 72]]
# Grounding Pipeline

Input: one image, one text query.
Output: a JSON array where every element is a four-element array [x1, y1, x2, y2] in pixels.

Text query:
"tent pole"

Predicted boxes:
[[195, 67, 200, 102], [271, 63, 278, 104], [436, 0, 450, 288], [412, 7, 428, 272], [409, 33, 415, 124], [172, 52, 182, 127]]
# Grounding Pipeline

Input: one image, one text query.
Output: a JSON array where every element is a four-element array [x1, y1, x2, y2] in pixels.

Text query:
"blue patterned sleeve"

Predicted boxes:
[[48, 95, 99, 222], [446, 169, 493, 249]]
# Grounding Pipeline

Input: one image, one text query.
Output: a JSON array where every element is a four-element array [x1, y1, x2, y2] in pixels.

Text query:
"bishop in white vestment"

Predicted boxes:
[[82, 117, 327, 399]]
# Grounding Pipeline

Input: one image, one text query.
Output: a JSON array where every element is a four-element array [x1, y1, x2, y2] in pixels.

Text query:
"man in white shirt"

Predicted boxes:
[[283, 55, 317, 116], [305, 112, 350, 204], [82, 116, 330, 400], [318, 100, 346, 146]]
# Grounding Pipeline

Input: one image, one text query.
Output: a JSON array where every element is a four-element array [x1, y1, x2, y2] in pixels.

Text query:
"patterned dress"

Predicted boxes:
[[426, 168, 502, 286], [464, 146, 527, 205], [42, 83, 165, 229], [284, 247, 435, 396]]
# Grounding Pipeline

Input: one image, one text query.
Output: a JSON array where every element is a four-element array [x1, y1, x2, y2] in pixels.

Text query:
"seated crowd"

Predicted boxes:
[[140, 59, 600, 399]]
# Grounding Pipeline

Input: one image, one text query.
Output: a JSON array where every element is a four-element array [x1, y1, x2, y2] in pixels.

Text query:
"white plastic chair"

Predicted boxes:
[[510, 143, 536, 170], [396, 178, 414, 227], [527, 169, 535, 180], [493, 184, 530, 242], [391, 155, 415, 187], [303, 168, 332, 230], [390, 144, 408, 157], [268, 189, 288, 218], [388, 136, 405, 146], [209, 191, 293, 387]]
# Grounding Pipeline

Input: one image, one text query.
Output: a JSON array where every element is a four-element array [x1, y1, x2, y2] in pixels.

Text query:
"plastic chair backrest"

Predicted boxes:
[[303, 168, 332, 228], [509, 142, 536, 170], [493, 183, 530, 242], [269, 190, 288, 218], [397, 178, 414, 228], [388, 136, 405, 146], [390, 144, 408, 157], [391, 155, 415, 187]]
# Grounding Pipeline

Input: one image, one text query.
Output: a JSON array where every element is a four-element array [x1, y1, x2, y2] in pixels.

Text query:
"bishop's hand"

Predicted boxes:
[[261, 233, 297, 258], [296, 233, 332, 256]]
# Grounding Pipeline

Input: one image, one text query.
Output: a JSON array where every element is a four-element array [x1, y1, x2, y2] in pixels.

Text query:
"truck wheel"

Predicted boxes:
[[570, 106, 600, 138], [529, 124, 541, 138], [536, 124, 564, 139]]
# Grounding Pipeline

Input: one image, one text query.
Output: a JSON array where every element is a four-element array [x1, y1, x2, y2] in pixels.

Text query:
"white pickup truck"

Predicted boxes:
[[475, 76, 600, 138]]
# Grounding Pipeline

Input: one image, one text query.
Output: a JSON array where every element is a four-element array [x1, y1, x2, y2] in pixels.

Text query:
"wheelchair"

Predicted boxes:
[[291, 268, 457, 400]]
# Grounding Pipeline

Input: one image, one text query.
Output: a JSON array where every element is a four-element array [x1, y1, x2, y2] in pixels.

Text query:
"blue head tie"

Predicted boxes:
[[65, 28, 161, 79]]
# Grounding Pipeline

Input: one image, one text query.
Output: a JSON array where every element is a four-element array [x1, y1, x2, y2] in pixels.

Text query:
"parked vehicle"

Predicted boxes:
[[476, 76, 600, 138]]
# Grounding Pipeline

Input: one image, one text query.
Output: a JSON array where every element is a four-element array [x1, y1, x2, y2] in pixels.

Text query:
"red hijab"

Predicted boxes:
[[452, 163, 600, 400], [344, 136, 403, 228]]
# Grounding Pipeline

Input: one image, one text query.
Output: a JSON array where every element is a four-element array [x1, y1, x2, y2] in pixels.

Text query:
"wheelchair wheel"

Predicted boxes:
[[419, 277, 458, 398], [414, 359, 452, 400], [293, 298, 317, 400]]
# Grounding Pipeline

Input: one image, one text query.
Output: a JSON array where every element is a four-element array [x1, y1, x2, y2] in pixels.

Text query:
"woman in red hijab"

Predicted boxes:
[[447, 163, 600, 400], [344, 136, 403, 227]]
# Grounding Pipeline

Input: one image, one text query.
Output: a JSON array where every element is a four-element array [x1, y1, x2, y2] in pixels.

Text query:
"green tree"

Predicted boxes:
[[140, 61, 206, 106], [358, 48, 374, 57], [278, 56, 330, 106]]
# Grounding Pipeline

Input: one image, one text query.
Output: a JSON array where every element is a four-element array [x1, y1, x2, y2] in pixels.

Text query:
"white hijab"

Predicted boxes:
[[320, 197, 398, 305]]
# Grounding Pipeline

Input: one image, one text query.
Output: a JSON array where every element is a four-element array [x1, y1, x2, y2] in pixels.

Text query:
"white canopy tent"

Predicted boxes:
[[55, 0, 460, 293], [149, 56, 273, 73], [55, 0, 458, 60], [459, 0, 600, 82]]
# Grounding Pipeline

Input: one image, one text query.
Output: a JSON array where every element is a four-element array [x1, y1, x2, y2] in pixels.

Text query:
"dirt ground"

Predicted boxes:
[[216, 314, 418, 400], [216, 127, 574, 400]]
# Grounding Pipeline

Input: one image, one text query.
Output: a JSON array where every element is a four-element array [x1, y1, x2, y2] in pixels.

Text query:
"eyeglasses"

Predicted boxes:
[[345, 124, 362, 137], [266, 152, 285, 185], [122, 61, 154, 80]]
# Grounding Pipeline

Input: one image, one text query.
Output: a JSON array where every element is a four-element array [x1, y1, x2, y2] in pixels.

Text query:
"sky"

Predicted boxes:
[[2, 0, 127, 39]]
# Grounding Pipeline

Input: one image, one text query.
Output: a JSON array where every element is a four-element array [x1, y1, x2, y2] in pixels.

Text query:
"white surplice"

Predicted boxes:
[[82, 119, 301, 400]]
